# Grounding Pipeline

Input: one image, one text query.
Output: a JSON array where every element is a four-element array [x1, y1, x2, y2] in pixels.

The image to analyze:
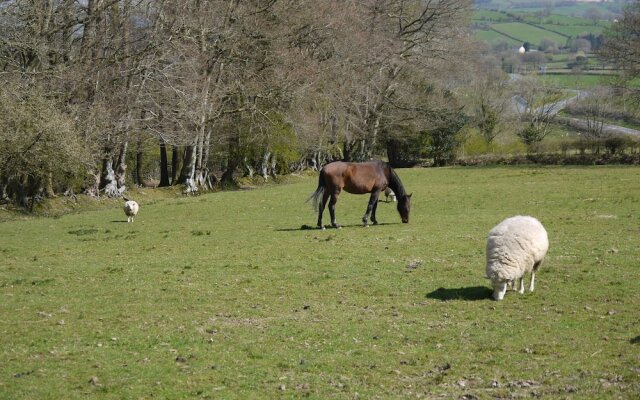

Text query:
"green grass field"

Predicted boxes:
[[473, 9, 512, 22], [474, 29, 521, 45], [491, 22, 568, 45], [538, 23, 604, 38], [539, 73, 610, 88], [1, 166, 640, 398]]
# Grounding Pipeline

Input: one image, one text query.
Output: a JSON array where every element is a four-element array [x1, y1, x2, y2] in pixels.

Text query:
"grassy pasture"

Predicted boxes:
[[537, 23, 604, 38], [539, 73, 609, 88], [473, 9, 512, 22], [474, 29, 521, 45], [491, 22, 568, 45], [1, 166, 640, 399]]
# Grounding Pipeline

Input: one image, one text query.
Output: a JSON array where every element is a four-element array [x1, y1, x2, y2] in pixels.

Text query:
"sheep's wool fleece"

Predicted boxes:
[[486, 216, 548, 282], [124, 201, 139, 216]]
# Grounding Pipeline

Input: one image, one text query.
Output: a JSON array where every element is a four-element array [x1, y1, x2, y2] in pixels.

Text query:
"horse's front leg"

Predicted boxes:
[[329, 192, 341, 229], [363, 191, 381, 227]]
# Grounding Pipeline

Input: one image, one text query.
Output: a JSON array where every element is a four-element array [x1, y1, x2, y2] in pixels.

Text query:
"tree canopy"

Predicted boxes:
[[0, 0, 473, 204]]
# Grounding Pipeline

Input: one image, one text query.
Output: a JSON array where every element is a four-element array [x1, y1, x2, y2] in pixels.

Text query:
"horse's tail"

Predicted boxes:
[[306, 169, 325, 213]]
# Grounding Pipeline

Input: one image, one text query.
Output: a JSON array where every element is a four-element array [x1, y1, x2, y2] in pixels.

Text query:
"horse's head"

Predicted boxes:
[[397, 193, 412, 223]]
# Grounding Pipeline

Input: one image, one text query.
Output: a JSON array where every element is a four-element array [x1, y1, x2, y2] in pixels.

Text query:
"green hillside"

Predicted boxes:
[[491, 22, 568, 44], [472, 6, 612, 47], [538, 23, 604, 37], [474, 29, 521, 45]]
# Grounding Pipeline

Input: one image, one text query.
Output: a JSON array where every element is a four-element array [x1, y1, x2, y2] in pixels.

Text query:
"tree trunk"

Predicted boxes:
[[100, 157, 121, 197], [261, 151, 271, 180], [243, 157, 254, 177], [135, 140, 144, 186], [159, 138, 170, 187], [171, 145, 180, 185], [179, 144, 197, 193], [45, 171, 55, 198], [195, 127, 215, 190], [221, 147, 239, 186], [114, 141, 128, 192], [84, 169, 100, 197]]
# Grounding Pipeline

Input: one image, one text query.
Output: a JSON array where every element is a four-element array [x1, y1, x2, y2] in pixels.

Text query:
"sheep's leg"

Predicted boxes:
[[530, 260, 542, 292], [529, 271, 535, 292], [518, 277, 525, 294]]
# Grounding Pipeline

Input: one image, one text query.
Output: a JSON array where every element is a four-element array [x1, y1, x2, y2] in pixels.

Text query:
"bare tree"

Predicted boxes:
[[467, 51, 512, 146], [599, 1, 640, 104], [513, 77, 564, 151]]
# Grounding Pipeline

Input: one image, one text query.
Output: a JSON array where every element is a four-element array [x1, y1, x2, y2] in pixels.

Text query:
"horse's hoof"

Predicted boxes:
[[363, 224, 369, 228], [319, 226, 325, 230]]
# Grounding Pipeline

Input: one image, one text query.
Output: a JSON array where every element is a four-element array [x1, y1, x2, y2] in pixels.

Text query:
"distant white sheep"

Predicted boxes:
[[123, 200, 139, 223], [384, 187, 397, 202], [485, 216, 549, 301]]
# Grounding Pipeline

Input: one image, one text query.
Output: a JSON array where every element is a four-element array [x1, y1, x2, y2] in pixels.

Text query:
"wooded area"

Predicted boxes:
[[0, 0, 473, 205]]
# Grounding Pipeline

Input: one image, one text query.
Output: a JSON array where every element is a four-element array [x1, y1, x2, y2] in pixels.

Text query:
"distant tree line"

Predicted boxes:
[[0, 0, 474, 206]]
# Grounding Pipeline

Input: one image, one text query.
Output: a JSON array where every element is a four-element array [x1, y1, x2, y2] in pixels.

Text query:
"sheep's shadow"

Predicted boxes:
[[426, 286, 493, 301], [110, 220, 129, 223], [630, 336, 640, 344]]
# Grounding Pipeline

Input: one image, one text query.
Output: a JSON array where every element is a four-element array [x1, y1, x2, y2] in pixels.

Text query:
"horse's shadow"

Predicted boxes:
[[275, 222, 396, 232], [426, 286, 493, 301]]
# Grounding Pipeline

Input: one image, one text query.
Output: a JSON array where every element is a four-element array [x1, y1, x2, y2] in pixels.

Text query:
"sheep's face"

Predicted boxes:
[[492, 281, 508, 301]]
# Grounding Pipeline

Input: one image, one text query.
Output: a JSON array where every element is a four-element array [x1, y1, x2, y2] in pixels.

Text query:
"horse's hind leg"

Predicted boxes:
[[329, 192, 341, 229], [362, 191, 381, 227], [371, 194, 380, 225], [317, 191, 330, 229]]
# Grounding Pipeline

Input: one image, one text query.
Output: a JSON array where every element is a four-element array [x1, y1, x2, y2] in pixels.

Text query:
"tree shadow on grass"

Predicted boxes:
[[426, 286, 493, 301]]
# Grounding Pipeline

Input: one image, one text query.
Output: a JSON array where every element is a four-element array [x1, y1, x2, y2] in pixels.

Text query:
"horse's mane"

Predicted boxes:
[[386, 164, 406, 199]]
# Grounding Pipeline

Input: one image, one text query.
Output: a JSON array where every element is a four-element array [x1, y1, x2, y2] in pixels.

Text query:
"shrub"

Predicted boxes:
[[604, 136, 628, 154]]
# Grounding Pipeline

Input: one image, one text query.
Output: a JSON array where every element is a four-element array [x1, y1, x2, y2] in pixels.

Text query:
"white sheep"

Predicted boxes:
[[384, 187, 397, 202], [123, 200, 139, 223], [485, 216, 548, 301]]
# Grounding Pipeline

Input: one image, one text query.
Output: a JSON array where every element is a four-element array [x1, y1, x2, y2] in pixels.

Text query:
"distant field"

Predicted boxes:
[[474, 29, 521, 45], [530, 5, 617, 19], [539, 73, 608, 88], [1, 167, 639, 398], [473, 9, 512, 21], [480, 2, 619, 19], [538, 23, 604, 38], [491, 22, 570, 44], [536, 14, 607, 26], [472, 6, 613, 48]]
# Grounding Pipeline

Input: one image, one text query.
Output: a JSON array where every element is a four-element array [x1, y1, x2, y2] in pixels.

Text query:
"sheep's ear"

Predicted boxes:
[[408, 193, 413, 198]]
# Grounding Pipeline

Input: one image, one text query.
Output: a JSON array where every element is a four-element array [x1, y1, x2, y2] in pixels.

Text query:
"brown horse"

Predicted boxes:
[[308, 160, 412, 229]]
